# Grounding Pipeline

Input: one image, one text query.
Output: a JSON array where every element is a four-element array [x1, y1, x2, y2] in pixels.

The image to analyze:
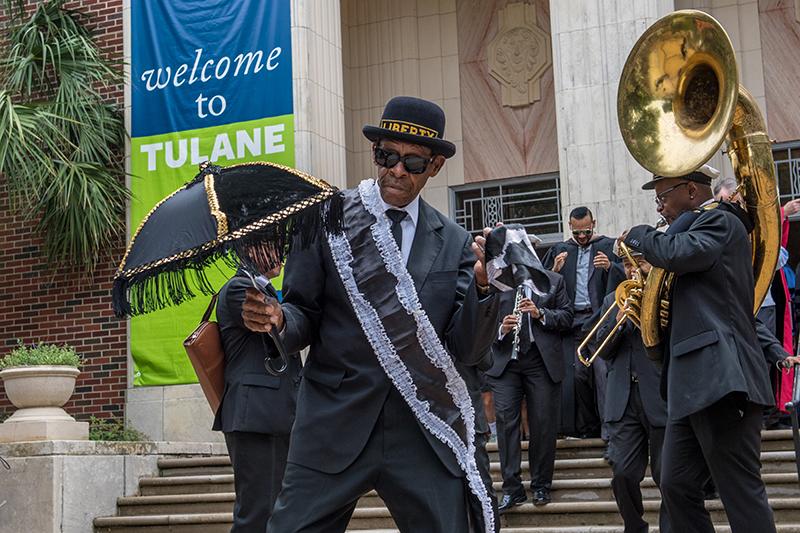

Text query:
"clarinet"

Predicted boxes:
[[510, 285, 524, 361]]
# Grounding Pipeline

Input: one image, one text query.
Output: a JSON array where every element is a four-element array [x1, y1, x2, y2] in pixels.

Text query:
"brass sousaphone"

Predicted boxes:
[[615, 10, 781, 358]]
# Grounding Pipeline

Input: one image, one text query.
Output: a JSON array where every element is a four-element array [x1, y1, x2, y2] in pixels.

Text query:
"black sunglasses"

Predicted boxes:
[[571, 229, 593, 236], [373, 147, 432, 175]]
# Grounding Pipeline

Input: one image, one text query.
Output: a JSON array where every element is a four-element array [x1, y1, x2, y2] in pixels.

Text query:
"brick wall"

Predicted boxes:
[[0, 0, 127, 422]]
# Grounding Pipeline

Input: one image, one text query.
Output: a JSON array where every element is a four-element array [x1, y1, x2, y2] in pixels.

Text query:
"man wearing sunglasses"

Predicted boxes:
[[241, 96, 502, 533], [542, 207, 624, 440], [620, 163, 777, 533]]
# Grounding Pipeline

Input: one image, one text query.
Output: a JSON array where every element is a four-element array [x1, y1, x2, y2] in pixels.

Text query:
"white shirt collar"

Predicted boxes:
[[374, 180, 420, 227]]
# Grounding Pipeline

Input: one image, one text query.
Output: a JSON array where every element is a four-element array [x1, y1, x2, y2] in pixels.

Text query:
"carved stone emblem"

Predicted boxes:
[[488, 3, 552, 107]]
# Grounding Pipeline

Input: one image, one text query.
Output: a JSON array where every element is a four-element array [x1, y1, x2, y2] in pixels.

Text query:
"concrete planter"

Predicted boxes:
[[0, 366, 88, 442]]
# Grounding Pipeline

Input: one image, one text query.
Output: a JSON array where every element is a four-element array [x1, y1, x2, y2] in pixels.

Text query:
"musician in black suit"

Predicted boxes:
[[594, 253, 670, 533], [241, 97, 501, 533], [487, 265, 573, 510], [542, 207, 624, 438], [622, 165, 776, 533], [212, 270, 302, 532]]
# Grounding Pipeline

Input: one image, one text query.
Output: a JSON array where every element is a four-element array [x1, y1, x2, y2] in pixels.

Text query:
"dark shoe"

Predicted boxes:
[[532, 488, 551, 506], [498, 492, 527, 513]]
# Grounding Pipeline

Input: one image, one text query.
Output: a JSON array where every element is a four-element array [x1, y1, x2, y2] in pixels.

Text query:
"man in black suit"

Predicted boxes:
[[594, 253, 669, 533], [622, 164, 777, 533], [543, 207, 623, 438], [487, 262, 572, 511], [241, 96, 500, 533], [213, 269, 302, 532]]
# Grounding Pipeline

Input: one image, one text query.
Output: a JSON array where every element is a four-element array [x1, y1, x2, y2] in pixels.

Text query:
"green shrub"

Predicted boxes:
[[88, 416, 150, 442], [0, 342, 82, 370]]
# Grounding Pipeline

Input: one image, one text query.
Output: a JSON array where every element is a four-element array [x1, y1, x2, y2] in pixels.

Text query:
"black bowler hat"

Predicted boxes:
[[363, 96, 456, 158]]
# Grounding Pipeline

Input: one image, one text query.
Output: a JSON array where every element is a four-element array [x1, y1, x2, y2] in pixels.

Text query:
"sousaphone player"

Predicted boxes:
[[617, 10, 781, 533]]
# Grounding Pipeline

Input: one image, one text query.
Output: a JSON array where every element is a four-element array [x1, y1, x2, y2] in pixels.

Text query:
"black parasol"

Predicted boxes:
[[113, 161, 342, 373]]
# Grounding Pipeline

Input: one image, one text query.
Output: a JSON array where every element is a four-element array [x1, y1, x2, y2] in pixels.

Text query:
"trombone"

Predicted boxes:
[[576, 243, 644, 367]]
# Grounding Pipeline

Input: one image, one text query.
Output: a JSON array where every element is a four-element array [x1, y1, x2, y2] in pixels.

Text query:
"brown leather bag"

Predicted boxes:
[[183, 294, 225, 414]]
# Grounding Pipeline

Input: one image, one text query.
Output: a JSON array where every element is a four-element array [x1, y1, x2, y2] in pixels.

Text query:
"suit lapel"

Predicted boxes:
[[587, 242, 597, 281], [565, 243, 578, 284], [406, 199, 444, 291]]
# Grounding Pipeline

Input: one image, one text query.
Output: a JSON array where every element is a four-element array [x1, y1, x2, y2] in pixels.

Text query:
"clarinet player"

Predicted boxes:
[[486, 245, 573, 511]]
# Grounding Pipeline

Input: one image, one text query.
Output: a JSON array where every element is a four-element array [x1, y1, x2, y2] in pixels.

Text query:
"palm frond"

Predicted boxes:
[[0, 0, 128, 273]]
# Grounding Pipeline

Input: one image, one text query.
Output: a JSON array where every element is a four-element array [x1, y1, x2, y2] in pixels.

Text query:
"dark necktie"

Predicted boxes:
[[386, 209, 407, 250], [519, 310, 532, 356]]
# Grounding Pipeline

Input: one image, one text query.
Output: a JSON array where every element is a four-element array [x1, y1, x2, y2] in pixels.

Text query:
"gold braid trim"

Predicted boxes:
[[204, 173, 228, 236], [115, 185, 188, 277], [223, 160, 335, 191]]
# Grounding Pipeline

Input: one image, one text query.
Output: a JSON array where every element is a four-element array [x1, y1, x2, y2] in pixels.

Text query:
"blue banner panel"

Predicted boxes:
[[131, 0, 293, 138]]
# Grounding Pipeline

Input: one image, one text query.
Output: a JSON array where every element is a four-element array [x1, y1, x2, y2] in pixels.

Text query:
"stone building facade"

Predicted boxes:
[[2, 0, 799, 441]]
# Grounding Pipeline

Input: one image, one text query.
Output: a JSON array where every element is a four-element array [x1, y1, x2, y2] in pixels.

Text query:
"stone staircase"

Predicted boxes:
[[94, 430, 800, 532]]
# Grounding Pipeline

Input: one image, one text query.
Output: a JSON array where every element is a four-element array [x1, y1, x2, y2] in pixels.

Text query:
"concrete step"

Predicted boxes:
[[356, 472, 797, 508], [486, 437, 607, 462], [499, 498, 800, 529], [150, 452, 799, 496], [116, 493, 235, 517], [120, 470, 800, 517], [764, 430, 798, 451], [157, 456, 232, 477], [344, 497, 800, 530], [486, 449, 800, 482], [95, 431, 800, 531], [94, 513, 232, 533], [93, 515, 800, 533], [138, 474, 234, 496], [152, 431, 796, 478]]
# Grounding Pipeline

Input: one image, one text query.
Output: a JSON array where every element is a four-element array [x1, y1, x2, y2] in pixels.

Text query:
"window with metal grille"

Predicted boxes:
[[774, 141, 800, 204], [450, 173, 562, 242]]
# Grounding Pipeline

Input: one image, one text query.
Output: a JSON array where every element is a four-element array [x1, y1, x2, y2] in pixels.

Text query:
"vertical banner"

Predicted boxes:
[[129, 0, 293, 385]]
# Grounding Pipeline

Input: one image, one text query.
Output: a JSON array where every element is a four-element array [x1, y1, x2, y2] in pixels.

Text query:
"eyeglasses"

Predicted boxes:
[[373, 147, 431, 175], [571, 229, 593, 237], [654, 182, 689, 207]]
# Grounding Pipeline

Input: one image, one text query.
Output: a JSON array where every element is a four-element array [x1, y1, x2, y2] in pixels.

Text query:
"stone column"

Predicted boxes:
[[550, 0, 675, 236], [292, 0, 348, 188]]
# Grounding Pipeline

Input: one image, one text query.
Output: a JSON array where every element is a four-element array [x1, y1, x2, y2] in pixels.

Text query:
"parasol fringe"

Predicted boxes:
[[291, 191, 345, 247], [112, 245, 240, 318]]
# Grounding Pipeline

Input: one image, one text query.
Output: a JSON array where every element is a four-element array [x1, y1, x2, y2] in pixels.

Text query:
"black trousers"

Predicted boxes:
[[660, 397, 776, 533], [224, 431, 290, 533], [267, 388, 470, 533], [606, 382, 669, 533], [489, 344, 560, 495], [564, 311, 606, 438]]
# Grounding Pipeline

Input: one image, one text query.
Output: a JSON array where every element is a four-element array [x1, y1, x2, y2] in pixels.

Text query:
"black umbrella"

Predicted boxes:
[[113, 161, 342, 373]]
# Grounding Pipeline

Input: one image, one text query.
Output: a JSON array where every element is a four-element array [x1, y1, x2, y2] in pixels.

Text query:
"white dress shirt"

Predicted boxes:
[[376, 181, 420, 266]]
